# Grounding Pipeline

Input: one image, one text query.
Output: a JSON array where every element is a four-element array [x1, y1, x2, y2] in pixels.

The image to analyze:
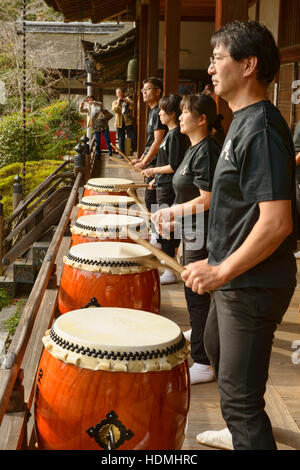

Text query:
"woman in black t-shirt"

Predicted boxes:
[[152, 93, 223, 384], [142, 94, 187, 284]]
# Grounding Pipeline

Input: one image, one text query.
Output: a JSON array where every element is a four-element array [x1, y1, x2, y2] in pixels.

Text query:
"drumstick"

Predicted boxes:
[[114, 183, 149, 190], [125, 227, 185, 276], [101, 205, 151, 219], [111, 143, 133, 164], [108, 154, 143, 174], [127, 188, 151, 216], [108, 155, 132, 167]]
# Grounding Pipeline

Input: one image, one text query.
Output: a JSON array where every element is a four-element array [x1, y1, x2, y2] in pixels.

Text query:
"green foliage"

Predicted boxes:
[[0, 99, 82, 168], [0, 160, 62, 218], [4, 299, 23, 351], [0, 287, 11, 311]]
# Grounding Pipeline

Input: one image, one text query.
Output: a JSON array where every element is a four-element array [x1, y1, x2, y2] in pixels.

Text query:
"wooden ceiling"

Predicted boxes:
[[44, 0, 135, 23], [44, 0, 254, 23]]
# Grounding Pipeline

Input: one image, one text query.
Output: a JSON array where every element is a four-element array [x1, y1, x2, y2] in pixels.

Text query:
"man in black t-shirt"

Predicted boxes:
[[182, 21, 297, 451], [131, 77, 167, 220]]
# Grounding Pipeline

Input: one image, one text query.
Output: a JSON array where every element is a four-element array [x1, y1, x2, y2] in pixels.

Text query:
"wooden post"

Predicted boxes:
[[13, 175, 23, 212], [137, 3, 149, 156], [163, 0, 181, 95], [147, 0, 160, 77], [74, 151, 87, 185], [214, 0, 249, 133]]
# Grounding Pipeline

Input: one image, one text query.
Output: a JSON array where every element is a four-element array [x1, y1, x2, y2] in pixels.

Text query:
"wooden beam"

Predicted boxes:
[[147, 0, 160, 77], [137, 4, 149, 155], [163, 0, 181, 95], [214, 0, 249, 133]]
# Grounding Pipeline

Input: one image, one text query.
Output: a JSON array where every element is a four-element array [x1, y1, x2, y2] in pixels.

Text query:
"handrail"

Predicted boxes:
[[0, 171, 82, 427], [4, 161, 73, 228]]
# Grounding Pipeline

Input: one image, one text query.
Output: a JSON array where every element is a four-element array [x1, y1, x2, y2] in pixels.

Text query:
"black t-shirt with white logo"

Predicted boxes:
[[144, 105, 168, 167], [172, 136, 220, 235], [154, 126, 187, 187], [207, 100, 297, 289]]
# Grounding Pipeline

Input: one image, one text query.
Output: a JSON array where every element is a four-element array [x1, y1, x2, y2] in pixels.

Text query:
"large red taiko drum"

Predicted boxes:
[[70, 214, 148, 246], [58, 242, 160, 314], [34, 307, 190, 450], [76, 194, 136, 218], [83, 177, 134, 197]]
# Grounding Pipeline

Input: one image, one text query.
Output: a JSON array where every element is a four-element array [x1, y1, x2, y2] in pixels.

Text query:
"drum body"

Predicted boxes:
[[58, 242, 160, 314], [34, 308, 190, 450], [83, 177, 134, 197], [70, 214, 148, 246], [76, 195, 136, 218]]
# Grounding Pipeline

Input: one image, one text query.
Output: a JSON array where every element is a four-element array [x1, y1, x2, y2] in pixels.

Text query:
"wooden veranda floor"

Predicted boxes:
[[93, 152, 300, 451]]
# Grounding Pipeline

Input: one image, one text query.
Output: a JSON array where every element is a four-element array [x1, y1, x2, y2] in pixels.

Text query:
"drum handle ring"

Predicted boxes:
[[107, 425, 115, 450]]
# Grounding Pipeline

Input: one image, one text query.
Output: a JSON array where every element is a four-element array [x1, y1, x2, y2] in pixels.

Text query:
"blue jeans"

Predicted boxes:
[[94, 129, 112, 157]]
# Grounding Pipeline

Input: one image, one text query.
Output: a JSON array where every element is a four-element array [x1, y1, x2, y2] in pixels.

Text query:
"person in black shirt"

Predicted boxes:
[[293, 120, 300, 253], [182, 21, 297, 451], [142, 94, 187, 284], [152, 93, 222, 384], [131, 78, 167, 239]]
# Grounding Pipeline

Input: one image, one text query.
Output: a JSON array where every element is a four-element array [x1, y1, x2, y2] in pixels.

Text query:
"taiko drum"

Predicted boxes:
[[70, 214, 148, 246], [76, 194, 136, 218], [34, 308, 190, 450], [83, 177, 134, 197], [58, 242, 160, 314]]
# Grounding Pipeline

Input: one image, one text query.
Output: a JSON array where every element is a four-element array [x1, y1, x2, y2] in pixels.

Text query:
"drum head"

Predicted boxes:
[[73, 214, 145, 233], [78, 195, 136, 210], [43, 307, 189, 372], [85, 178, 134, 191], [64, 242, 154, 273]]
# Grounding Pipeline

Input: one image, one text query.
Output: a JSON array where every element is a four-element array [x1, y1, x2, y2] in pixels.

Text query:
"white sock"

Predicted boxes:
[[160, 268, 177, 285], [189, 362, 215, 385], [196, 427, 233, 450], [183, 329, 192, 341]]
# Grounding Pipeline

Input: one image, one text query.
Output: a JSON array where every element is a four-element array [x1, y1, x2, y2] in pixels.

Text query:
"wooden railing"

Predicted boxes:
[[0, 137, 96, 449], [0, 171, 82, 449]]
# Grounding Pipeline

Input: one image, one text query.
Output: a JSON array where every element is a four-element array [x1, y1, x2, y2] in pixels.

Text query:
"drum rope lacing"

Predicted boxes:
[[66, 252, 143, 267], [74, 221, 142, 233], [86, 183, 126, 190], [49, 328, 186, 361], [79, 200, 129, 208]]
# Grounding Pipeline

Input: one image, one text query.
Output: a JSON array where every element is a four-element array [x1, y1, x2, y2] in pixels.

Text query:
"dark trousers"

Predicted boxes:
[[204, 286, 295, 450], [183, 239, 211, 365], [296, 166, 300, 238], [117, 122, 137, 154], [156, 185, 180, 258], [94, 129, 112, 157]]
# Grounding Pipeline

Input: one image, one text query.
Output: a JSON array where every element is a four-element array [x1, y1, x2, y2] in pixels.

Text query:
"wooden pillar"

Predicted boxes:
[[147, 0, 160, 77], [214, 0, 249, 132], [137, 3, 149, 155], [163, 0, 181, 95]]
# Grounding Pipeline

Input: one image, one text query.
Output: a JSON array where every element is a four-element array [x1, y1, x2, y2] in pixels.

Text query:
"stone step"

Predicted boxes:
[[0, 266, 16, 299]]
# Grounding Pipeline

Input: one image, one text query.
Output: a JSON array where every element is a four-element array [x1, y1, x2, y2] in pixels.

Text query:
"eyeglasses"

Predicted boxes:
[[141, 87, 158, 93], [209, 55, 230, 66]]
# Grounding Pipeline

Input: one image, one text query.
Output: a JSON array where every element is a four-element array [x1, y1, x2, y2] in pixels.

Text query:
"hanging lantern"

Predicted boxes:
[[127, 56, 138, 82], [84, 53, 96, 74]]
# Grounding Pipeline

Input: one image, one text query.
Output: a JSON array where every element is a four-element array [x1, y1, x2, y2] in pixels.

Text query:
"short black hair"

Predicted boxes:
[[143, 77, 163, 96], [159, 94, 182, 121], [211, 20, 280, 84]]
